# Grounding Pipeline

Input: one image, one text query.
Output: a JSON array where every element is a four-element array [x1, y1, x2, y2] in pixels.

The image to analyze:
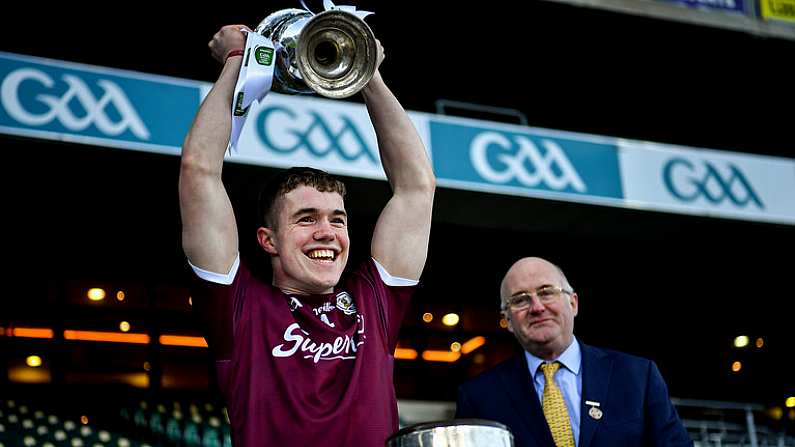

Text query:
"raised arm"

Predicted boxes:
[[364, 45, 436, 280], [179, 26, 248, 273]]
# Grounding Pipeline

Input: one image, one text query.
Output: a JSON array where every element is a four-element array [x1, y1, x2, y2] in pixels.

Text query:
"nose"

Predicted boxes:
[[313, 219, 336, 241], [528, 295, 546, 314]]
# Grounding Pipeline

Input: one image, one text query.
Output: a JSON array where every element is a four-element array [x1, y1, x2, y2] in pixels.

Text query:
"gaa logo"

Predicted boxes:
[[469, 131, 587, 192], [1, 68, 150, 139], [256, 105, 376, 162], [662, 158, 763, 208]]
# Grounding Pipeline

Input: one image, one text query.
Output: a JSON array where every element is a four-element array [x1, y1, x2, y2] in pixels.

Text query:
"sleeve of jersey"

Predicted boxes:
[[364, 258, 418, 353], [187, 254, 248, 361]]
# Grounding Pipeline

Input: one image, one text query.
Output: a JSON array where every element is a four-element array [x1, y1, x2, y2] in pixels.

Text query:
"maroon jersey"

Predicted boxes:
[[189, 258, 415, 446]]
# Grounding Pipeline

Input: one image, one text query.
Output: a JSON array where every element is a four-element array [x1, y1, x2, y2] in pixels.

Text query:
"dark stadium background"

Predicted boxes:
[[1, 0, 793, 441]]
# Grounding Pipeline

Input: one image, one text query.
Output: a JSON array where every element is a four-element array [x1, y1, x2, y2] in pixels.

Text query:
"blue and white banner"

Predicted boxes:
[[0, 52, 203, 156], [228, 93, 432, 181], [1, 51, 793, 225], [619, 140, 795, 224], [429, 118, 624, 206]]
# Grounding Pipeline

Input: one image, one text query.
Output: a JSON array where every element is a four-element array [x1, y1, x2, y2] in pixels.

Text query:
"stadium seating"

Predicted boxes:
[[3, 393, 794, 446]]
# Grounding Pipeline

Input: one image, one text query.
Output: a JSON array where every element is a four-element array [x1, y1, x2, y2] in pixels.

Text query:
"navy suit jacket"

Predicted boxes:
[[456, 341, 692, 447]]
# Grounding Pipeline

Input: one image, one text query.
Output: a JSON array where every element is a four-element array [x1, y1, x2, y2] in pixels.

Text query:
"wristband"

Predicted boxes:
[[225, 49, 245, 63]]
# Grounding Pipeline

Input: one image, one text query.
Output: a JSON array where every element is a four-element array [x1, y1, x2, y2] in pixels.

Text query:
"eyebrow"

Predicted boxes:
[[291, 208, 347, 219], [510, 284, 557, 296]]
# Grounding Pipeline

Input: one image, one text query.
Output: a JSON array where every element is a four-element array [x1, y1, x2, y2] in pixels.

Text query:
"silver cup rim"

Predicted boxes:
[[387, 418, 512, 441]]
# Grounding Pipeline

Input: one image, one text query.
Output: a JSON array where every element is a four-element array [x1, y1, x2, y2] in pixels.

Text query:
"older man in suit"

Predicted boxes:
[[456, 257, 692, 447]]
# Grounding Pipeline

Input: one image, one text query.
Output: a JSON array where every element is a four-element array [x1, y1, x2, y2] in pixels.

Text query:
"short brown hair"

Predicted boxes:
[[258, 167, 347, 229]]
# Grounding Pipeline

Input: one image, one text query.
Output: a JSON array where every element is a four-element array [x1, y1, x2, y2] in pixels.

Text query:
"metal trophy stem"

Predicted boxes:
[[255, 8, 377, 99]]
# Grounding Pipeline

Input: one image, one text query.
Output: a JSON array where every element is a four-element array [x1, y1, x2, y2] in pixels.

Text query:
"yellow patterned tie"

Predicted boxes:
[[541, 362, 575, 447]]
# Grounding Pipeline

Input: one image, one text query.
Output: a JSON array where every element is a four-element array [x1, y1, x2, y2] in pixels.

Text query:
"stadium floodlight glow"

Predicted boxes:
[[441, 313, 460, 327], [12, 328, 54, 339], [422, 350, 461, 362], [159, 335, 208, 348], [64, 330, 149, 344], [26, 355, 42, 368], [786, 397, 795, 408], [394, 348, 418, 360], [733, 335, 750, 348], [87, 288, 106, 301], [461, 336, 486, 354]]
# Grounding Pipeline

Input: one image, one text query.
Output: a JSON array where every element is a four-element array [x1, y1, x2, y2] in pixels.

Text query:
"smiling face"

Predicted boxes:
[[501, 257, 578, 360], [258, 185, 350, 295]]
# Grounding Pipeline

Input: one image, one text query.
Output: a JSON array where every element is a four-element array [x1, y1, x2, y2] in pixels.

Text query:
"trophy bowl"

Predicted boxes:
[[255, 8, 377, 99], [386, 419, 515, 447]]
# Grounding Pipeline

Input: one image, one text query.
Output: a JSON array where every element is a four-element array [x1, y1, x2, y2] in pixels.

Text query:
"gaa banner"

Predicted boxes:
[[0, 52, 203, 156], [2, 51, 794, 225]]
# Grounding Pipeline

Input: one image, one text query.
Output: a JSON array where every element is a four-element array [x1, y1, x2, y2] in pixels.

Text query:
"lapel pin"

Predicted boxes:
[[585, 400, 603, 420]]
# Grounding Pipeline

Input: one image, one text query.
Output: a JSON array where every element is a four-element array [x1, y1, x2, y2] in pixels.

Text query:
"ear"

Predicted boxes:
[[257, 227, 279, 255], [570, 292, 579, 317], [502, 309, 514, 333]]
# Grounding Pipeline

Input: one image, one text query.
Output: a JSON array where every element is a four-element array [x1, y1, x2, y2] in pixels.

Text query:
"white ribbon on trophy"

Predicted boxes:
[[228, 1, 373, 153], [302, 0, 373, 19], [229, 30, 276, 152]]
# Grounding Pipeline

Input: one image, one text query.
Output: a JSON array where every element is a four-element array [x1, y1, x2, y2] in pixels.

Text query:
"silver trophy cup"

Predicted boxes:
[[386, 420, 515, 447], [255, 8, 377, 98]]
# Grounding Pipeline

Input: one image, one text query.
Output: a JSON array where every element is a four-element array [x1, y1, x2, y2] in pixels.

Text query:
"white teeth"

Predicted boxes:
[[308, 249, 335, 260]]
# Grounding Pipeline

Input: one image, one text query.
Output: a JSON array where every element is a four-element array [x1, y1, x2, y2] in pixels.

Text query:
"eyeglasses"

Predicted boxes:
[[503, 286, 573, 311]]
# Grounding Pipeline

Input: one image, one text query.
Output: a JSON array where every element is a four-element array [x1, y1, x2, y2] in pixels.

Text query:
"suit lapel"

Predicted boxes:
[[497, 353, 556, 446], [578, 342, 612, 447]]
